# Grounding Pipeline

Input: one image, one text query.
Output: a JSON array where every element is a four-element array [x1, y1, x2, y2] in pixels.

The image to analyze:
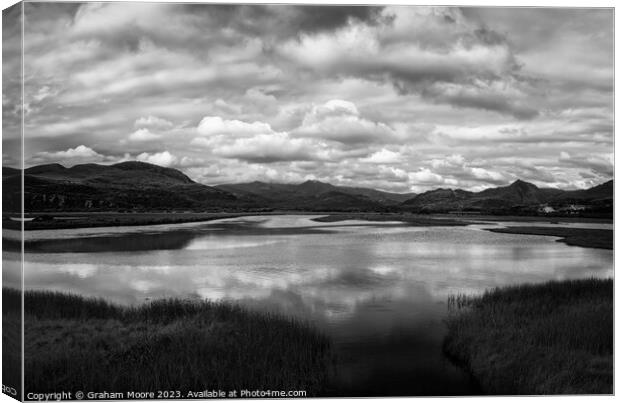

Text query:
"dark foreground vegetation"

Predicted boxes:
[[487, 226, 613, 249], [2, 288, 22, 397], [4, 289, 333, 396], [443, 278, 613, 395]]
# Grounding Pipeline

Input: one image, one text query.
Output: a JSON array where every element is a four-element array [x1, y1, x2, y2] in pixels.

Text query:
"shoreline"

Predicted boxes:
[[486, 226, 613, 250]]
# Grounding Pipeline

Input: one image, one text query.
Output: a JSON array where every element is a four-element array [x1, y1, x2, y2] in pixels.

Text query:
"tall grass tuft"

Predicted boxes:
[[443, 278, 613, 395], [4, 288, 334, 396]]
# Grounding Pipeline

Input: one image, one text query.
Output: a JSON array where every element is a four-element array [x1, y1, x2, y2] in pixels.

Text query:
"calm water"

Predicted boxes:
[[4, 215, 613, 396]]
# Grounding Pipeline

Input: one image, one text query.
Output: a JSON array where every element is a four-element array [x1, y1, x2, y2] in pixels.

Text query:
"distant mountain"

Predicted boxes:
[[217, 180, 388, 211], [402, 188, 474, 211], [476, 180, 549, 205], [217, 180, 415, 207], [402, 179, 613, 213], [4, 161, 247, 212], [552, 180, 613, 203]]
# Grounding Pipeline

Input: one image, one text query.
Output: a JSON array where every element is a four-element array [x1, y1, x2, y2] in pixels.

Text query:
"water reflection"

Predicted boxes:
[[13, 215, 613, 396], [18, 216, 612, 308]]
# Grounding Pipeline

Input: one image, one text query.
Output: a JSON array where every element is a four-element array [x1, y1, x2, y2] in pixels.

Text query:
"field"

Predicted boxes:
[[4, 288, 334, 396], [443, 278, 613, 394]]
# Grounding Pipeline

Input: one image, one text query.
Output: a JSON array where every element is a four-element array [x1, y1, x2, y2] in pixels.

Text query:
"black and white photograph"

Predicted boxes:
[[1, 1, 614, 400]]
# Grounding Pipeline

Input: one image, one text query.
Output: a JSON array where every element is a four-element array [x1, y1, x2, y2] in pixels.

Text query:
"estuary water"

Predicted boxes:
[[4, 215, 613, 396]]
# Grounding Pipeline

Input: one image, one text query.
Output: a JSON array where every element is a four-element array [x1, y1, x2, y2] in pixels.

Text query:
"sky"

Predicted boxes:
[[2, 3, 614, 192]]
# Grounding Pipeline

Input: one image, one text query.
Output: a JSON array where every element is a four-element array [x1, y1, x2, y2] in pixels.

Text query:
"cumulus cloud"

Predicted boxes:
[[30, 145, 105, 166], [128, 128, 162, 142], [136, 151, 178, 167], [197, 116, 274, 137], [192, 115, 322, 163], [408, 169, 447, 186], [361, 149, 402, 164], [293, 100, 398, 144], [213, 133, 317, 163]]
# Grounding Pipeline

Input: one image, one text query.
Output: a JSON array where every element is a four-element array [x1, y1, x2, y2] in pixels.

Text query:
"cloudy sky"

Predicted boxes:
[[2, 3, 613, 192]]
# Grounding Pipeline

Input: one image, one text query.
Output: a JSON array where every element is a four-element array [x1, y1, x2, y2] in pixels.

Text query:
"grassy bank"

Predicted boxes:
[[4, 288, 333, 396], [487, 226, 612, 249], [443, 278, 613, 395]]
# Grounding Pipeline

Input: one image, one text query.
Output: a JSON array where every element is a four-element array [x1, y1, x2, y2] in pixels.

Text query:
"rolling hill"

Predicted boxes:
[[3, 161, 244, 212], [216, 180, 415, 207]]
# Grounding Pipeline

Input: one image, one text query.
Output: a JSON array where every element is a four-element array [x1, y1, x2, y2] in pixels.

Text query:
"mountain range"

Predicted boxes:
[[404, 179, 613, 213], [2, 162, 613, 215]]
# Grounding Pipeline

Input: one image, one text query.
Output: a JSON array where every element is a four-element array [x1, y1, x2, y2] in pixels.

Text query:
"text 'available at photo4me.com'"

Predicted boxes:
[[25, 389, 308, 401]]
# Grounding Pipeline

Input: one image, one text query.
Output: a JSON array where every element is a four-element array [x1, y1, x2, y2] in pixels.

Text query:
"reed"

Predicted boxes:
[[443, 278, 613, 394], [3, 288, 334, 396]]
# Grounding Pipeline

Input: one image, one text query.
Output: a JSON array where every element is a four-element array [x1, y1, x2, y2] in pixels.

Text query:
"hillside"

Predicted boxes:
[[553, 180, 613, 202], [4, 162, 244, 212], [402, 188, 474, 211], [217, 180, 414, 207]]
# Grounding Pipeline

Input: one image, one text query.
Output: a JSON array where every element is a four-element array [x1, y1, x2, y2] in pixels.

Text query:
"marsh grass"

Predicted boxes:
[[444, 278, 613, 395], [4, 288, 334, 395]]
